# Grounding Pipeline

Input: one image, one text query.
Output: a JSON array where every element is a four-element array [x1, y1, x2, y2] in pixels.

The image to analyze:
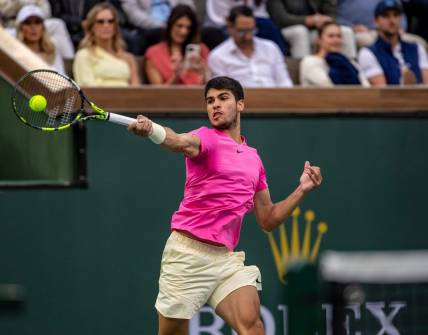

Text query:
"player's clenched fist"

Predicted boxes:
[[128, 115, 153, 137], [300, 161, 323, 193]]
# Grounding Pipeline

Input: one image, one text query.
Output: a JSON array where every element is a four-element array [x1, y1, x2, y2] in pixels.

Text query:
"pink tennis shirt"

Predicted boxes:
[[171, 127, 268, 250]]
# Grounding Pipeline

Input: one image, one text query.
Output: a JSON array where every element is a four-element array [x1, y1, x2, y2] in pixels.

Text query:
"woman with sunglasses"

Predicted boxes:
[[144, 4, 210, 85], [73, 3, 141, 86], [15, 4, 65, 74]]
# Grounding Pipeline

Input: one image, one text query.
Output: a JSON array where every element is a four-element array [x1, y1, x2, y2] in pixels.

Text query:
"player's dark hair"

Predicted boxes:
[[227, 5, 254, 25], [204, 76, 244, 101]]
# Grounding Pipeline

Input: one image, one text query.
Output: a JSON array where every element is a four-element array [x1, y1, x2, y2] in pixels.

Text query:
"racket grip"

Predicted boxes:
[[107, 112, 135, 126]]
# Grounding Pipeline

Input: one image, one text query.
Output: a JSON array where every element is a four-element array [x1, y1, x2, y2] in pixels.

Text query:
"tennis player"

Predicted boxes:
[[128, 76, 322, 335]]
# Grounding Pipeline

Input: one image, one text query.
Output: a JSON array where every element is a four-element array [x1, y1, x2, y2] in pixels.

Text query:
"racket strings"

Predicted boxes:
[[13, 70, 82, 130]]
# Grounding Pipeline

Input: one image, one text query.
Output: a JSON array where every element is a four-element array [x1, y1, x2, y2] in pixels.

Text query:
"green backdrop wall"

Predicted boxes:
[[0, 76, 79, 186], [1, 94, 428, 333]]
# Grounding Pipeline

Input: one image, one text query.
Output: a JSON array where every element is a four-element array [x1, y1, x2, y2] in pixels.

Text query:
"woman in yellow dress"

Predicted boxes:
[[73, 3, 141, 86]]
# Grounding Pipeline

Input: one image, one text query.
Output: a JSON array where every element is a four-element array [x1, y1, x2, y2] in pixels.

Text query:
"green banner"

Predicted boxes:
[[1, 116, 427, 334], [0, 76, 79, 186]]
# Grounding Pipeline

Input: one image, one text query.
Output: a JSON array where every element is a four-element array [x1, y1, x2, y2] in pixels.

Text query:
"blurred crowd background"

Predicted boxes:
[[1, 0, 427, 88]]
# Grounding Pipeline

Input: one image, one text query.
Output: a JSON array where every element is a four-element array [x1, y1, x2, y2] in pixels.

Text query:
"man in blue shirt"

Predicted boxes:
[[337, 0, 427, 49], [358, 0, 428, 85]]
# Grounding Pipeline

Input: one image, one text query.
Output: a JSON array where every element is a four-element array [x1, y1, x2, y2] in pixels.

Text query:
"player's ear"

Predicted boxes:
[[237, 99, 244, 113]]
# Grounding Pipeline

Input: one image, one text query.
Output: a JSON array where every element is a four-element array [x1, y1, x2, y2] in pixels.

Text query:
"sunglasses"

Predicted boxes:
[[234, 28, 258, 38], [95, 19, 115, 25]]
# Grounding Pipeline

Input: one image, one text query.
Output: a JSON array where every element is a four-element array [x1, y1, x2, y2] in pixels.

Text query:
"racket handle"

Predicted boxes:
[[107, 112, 135, 126], [107, 112, 166, 144]]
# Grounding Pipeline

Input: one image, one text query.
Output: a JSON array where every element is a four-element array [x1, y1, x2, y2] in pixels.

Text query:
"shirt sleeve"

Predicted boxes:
[[201, 43, 210, 62], [271, 43, 293, 87], [52, 51, 65, 75], [73, 49, 97, 86], [206, 0, 229, 26], [189, 127, 217, 159], [358, 47, 384, 79], [256, 160, 268, 192], [266, 0, 306, 28], [208, 49, 226, 78], [120, 0, 164, 29], [417, 43, 428, 70], [145, 45, 155, 61], [300, 56, 334, 87]]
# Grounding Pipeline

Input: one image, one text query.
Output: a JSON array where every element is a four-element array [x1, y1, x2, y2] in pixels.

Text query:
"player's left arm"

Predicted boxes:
[[253, 161, 322, 232]]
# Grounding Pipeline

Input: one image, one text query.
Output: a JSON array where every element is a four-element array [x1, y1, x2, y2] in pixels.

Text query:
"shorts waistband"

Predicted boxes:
[[170, 231, 230, 256]]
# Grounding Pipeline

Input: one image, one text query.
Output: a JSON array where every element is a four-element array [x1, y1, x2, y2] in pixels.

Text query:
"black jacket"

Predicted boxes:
[[267, 0, 337, 29]]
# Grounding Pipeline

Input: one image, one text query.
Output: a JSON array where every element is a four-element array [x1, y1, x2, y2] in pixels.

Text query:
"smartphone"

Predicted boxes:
[[184, 43, 201, 69]]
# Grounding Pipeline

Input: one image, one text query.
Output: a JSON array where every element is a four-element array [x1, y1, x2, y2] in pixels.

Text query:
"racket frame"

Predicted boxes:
[[12, 69, 134, 131]]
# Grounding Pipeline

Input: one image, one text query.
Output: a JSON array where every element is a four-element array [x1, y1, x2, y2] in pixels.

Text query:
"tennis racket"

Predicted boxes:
[[11, 69, 134, 131]]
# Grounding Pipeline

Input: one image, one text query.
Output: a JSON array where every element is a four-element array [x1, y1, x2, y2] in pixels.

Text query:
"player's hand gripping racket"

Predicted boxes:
[[12, 69, 134, 131]]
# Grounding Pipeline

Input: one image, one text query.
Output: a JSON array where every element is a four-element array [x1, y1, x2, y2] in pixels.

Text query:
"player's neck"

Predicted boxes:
[[222, 121, 242, 144]]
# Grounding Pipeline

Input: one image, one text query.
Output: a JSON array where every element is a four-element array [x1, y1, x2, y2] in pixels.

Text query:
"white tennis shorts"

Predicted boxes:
[[155, 231, 262, 319]]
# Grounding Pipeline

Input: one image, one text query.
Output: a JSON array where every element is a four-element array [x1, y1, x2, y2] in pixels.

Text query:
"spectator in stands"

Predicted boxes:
[[267, 0, 356, 59], [144, 4, 209, 85], [300, 21, 369, 87], [208, 5, 293, 87], [337, 0, 427, 48], [120, 0, 195, 52], [50, 0, 146, 55], [204, 0, 287, 54], [358, 0, 428, 85], [73, 3, 141, 86], [0, 0, 75, 60], [48, 0, 101, 50], [15, 4, 65, 74]]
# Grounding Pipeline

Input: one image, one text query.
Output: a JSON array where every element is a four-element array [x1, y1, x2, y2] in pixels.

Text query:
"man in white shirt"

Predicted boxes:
[[358, 0, 428, 85], [208, 5, 293, 88]]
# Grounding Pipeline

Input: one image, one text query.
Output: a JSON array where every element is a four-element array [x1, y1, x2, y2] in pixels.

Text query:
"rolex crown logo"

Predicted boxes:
[[267, 207, 328, 283]]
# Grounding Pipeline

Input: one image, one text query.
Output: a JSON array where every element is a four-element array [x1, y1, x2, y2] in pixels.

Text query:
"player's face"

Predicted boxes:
[[375, 10, 401, 38], [171, 16, 192, 45], [319, 24, 342, 53], [205, 89, 244, 130], [21, 16, 44, 43], [93, 9, 116, 41]]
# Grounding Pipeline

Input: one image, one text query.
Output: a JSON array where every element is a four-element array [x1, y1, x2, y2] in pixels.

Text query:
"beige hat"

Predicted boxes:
[[16, 4, 45, 24]]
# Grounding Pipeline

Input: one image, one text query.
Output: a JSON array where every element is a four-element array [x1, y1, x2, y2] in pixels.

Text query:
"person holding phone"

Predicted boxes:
[[144, 4, 210, 85]]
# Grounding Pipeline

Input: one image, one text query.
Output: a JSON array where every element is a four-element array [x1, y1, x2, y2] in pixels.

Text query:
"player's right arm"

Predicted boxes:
[[253, 162, 322, 232], [128, 115, 200, 158]]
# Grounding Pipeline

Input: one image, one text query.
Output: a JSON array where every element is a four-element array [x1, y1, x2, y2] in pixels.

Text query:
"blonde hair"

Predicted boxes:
[[17, 22, 56, 64], [79, 3, 127, 54]]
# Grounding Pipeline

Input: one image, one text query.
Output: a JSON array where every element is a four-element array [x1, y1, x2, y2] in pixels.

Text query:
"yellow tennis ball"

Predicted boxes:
[[29, 95, 47, 112]]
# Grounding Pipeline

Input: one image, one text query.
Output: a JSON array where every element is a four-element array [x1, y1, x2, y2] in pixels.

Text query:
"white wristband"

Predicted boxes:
[[149, 122, 166, 144]]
